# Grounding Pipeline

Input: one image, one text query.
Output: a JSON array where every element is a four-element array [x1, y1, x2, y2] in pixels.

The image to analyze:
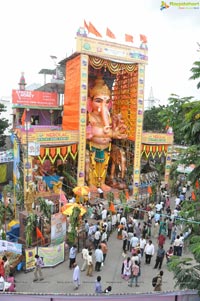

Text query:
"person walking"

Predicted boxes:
[[69, 244, 77, 269], [153, 245, 165, 269], [100, 241, 108, 263], [86, 251, 93, 277], [144, 240, 154, 264], [2, 256, 10, 280], [81, 247, 89, 272], [95, 246, 104, 272], [139, 236, 146, 257], [33, 255, 44, 282], [72, 262, 80, 290], [122, 227, 128, 253], [154, 270, 164, 291], [128, 260, 140, 287], [95, 275, 103, 293]]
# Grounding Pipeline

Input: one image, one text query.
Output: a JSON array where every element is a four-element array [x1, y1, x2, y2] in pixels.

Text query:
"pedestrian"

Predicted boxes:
[[100, 241, 108, 263], [86, 251, 93, 276], [139, 236, 146, 257], [173, 235, 181, 256], [94, 227, 101, 249], [166, 246, 174, 263], [167, 219, 173, 239], [33, 255, 44, 282], [81, 247, 89, 272], [122, 227, 128, 253], [2, 256, 10, 279], [69, 244, 77, 269], [128, 260, 140, 287], [153, 245, 165, 269], [144, 240, 154, 264], [95, 245, 104, 272], [0, 258, 5, 278], [72, 262, 80, 290], [84, 220, 89, 238], [7, 272, 16, 292], [121, 257, 132, 280], [154, 270, 164, 291], [95, 275, 103, 293]]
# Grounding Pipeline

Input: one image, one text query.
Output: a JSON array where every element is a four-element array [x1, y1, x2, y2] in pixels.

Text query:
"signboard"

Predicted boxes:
[[20, 130, 79, 145], [25, 247, 36, 271], [51, 213, 66, 245], [12, 90, 58, 107], [28, 142, 40, 156], [0, 149, 14, 163], [38, 242, 64, 267], [0, 240, 22, 254], [76, 36, 148, 64], [142, 132, 174, 144]]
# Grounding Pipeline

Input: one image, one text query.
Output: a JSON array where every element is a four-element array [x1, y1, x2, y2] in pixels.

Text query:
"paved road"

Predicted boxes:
[[14, 220, 189, 295]]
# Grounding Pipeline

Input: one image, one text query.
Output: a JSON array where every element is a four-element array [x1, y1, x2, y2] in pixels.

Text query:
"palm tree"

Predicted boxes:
[[190, 61, 200, 89]]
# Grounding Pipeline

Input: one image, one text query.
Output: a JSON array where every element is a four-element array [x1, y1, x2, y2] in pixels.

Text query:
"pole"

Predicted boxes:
[[25, 122, 30, 190]]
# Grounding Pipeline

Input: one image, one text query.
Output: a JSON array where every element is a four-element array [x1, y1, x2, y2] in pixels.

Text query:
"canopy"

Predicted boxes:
[[177, 164, 195, 174], [61, 203, 87, 216], [73, 186, 90, 196]]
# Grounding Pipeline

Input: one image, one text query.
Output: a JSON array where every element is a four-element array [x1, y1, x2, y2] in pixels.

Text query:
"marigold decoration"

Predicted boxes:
[[195, 180, 199, 189]]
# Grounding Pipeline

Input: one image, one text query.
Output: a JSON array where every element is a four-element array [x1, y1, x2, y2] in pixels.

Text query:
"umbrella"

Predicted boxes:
[[73, 186, 90, 196], [61, 203, 87, 216]]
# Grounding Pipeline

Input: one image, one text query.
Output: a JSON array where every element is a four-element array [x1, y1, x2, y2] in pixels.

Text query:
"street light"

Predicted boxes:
[[25, 121, 31, 189]]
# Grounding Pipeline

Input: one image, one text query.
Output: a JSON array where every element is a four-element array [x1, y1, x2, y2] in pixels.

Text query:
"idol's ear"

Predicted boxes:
[[87, 97, 93, 112]]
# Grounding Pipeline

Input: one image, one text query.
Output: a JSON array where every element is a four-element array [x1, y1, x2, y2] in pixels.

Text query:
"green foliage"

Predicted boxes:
[[68, 207, 81, 245], [190, 59, 200, 89], [25, 213, 37, 247], [107, 191, 114, 205], [38, 198, 51, 221], [119, 191, 126, 204], [0, 103, 10, 147], [143, 106, 165, 132]]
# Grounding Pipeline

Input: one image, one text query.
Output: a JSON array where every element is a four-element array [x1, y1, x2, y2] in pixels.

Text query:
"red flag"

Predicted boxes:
[[106, 27, 116, 39], [125, 34, 133, 43], [36, 227, 45, 244], [195, 180, 199, 189], [140, 34, 147, 43], [192, 191, 196, 201], [88, 22, 102, 37], [148, 186, 152, 195], [84, 20, 89, 31]]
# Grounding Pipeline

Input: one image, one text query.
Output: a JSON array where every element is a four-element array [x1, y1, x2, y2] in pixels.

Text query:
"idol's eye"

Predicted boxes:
[[93, 98, 103, 103]]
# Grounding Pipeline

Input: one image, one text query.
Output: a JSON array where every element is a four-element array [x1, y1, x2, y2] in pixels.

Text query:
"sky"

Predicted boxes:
[[0, 0, 199, 106]]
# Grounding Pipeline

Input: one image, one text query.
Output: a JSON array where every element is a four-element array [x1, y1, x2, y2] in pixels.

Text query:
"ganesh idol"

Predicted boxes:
[[86, 76, 127, 189]]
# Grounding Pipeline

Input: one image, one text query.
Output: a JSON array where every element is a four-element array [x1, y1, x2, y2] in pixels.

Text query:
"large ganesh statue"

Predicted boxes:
[[85, 76, 127, 190]]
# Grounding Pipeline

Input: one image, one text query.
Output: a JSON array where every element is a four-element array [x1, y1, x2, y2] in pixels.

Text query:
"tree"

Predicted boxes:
[[143, 106, 165, 132], [158, 94, 193, 145], [190, 44, 200, 90], [0, 103, 10, 147]]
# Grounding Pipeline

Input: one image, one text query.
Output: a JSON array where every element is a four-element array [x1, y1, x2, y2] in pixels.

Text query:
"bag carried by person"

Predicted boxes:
[[152, 276, 158, 287]]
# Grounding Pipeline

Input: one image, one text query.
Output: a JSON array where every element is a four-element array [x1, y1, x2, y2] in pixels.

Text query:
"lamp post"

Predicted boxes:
[[25, 121, 31, 189]]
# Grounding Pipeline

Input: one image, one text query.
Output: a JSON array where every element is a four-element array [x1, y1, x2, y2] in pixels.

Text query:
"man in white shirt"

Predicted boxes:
[[94, 228, 101, 249], [101, 208, 107, 221], [95, 246, 104, 271], [130, 234, 139, 250], [144, 240, 154, 264]]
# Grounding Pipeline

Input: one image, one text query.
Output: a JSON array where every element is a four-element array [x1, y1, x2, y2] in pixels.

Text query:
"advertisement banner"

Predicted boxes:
[[51, 213, 66, 245], [38, 243, 64, 267], [0, 240, 22, 254], [12, 90, 58, 107], [25, 247, 36, 271]]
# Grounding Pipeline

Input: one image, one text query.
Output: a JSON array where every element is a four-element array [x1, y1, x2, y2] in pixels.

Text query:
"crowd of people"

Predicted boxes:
[[66, 180, 191, 293]]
